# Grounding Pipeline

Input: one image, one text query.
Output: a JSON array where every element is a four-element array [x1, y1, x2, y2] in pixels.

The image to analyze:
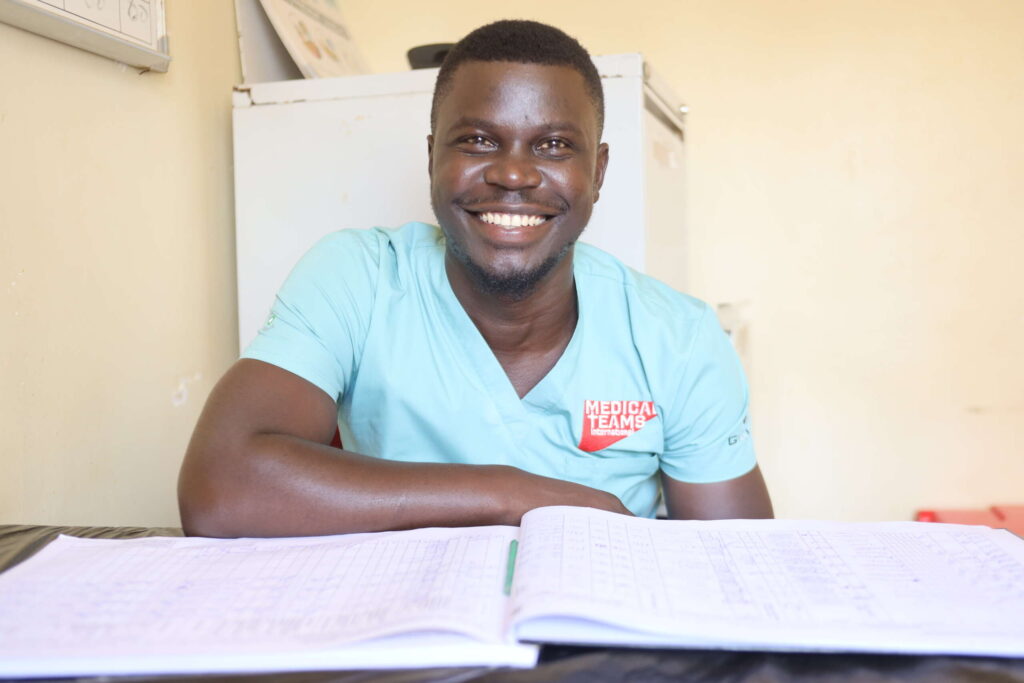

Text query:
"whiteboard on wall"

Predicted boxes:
[[0, 0, 169, 71]]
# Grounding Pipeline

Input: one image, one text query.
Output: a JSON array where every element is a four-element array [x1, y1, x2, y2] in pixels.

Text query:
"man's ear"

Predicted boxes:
[[593, 142, 609, 203], [426, 134, 435, 181]]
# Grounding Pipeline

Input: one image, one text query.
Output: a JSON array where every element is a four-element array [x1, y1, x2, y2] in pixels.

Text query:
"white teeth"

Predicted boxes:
[[478, 212, 547, 227]]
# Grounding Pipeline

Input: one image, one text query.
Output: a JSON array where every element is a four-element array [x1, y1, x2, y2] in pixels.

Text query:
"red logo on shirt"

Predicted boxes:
[[578, 400, 657, 452]]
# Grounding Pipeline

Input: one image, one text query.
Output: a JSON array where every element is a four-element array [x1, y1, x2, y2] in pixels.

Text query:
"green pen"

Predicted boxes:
[[503, 539, 519, 596]]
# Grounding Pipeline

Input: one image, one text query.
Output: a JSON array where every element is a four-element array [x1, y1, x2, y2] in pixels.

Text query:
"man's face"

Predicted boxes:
[[428, 61, 608, 298]]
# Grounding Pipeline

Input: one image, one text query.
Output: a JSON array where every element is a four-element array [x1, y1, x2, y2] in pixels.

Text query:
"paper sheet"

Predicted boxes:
[[511, 507, 1024, 656], [258, 0, 367, 78], [0, 526, 536, 677]]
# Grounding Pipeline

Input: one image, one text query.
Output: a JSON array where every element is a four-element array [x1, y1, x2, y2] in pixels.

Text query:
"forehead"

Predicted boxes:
[[436, 61, 598, 135]]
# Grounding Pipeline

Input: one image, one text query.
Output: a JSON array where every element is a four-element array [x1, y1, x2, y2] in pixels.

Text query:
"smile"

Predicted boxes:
[[476, 212, 548, 228]]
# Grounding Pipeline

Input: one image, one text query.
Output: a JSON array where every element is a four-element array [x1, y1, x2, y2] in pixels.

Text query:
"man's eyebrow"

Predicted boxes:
[[447, 116, 496, 131], [536, 121, 585, 135], [446, 117, 585, 136]]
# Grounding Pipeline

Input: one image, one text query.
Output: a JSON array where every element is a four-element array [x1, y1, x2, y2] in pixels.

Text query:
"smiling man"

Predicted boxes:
[[178, 20, 772, 537]]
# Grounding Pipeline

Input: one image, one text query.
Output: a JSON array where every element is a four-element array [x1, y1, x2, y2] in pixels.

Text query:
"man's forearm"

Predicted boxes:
[[178, 433, 629, 537]]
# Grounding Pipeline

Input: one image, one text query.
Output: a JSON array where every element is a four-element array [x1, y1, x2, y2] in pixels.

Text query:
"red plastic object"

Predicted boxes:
[[992, 505, 1024, 535], [916, 505, 1024, 535], [914, 508, 1005, 527]]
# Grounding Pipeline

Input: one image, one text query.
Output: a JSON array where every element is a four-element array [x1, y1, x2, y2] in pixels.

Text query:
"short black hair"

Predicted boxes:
[[430, 20, 604, 134]]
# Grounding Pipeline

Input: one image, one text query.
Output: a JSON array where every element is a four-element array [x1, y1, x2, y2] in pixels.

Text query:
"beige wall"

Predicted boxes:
[[0, 2, 241, 525], [2, 1, 1020, 525]]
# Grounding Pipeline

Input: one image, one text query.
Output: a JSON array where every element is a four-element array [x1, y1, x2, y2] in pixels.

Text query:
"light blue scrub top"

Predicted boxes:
[[243, 222, 756, 517]]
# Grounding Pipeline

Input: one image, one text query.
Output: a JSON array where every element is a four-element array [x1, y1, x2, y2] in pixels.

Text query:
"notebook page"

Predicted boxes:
[[0, 524, 521, 669], [509, 506, 1024, 655]]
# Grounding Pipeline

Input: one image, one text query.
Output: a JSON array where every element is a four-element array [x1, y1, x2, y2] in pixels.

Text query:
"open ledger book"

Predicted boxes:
[[2, 505, 1024, 677]]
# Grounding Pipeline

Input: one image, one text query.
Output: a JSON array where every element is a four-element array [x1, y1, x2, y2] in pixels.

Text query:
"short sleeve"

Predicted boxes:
[[241, 229, 382, 402], [658, 305, 757, 483]]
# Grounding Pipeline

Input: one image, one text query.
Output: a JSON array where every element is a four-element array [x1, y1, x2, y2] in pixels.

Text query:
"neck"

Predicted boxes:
[[445, 251, 578, 354]]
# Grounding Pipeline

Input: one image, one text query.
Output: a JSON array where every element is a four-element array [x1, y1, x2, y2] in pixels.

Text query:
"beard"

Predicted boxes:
[[432, 187, 579, 301], [445, 235, 574, 302]]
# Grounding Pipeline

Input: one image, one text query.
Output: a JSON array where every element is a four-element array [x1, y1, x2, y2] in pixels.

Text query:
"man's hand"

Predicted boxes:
[[178, 359, 630, 538], [496, 467, 633, 521]]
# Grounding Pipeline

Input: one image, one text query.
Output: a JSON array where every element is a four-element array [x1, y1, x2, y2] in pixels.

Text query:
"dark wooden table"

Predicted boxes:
[[3, 524, 1023, 683]]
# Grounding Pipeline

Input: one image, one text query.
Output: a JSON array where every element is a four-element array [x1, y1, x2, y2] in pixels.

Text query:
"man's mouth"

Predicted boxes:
[[475, 212, 549, 228]]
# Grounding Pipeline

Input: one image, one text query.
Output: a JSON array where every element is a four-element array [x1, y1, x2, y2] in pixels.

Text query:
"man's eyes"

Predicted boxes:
[[454, 136, 574, 157], [537, 138, 571, 151], [457, 135, 496, 149], [536, 138, 574, 157]]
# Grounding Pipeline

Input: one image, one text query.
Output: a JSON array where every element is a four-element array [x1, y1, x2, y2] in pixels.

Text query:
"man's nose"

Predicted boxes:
[[483, 148, 542, 189]]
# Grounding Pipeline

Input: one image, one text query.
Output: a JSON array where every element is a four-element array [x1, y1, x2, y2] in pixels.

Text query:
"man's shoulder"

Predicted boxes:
[[298, 222, 442, 275], [310, 222, 440, 255], [376, 221, 445, 250], [574, 242, 711, 325]]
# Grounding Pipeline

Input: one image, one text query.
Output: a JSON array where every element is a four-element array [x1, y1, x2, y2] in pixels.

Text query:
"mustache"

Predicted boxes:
[[455, 193, 567, 214]]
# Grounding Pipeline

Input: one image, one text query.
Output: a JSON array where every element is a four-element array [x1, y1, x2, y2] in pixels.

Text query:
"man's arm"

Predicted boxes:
[[660, 466, 773, 520], [178, 358, 630, 538]]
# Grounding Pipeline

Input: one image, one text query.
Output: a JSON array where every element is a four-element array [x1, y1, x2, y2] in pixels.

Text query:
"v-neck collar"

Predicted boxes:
[[430, 250, 585, 416]]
